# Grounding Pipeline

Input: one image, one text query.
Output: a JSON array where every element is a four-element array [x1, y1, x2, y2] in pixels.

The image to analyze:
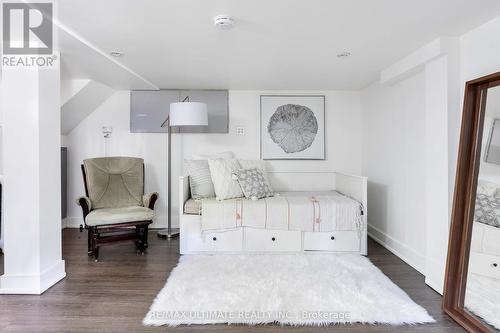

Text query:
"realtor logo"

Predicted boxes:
[[2, 2, 53, 54]]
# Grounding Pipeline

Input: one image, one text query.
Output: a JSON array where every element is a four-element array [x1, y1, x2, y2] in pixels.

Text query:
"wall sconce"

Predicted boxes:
[[102, 126, 113, 138]]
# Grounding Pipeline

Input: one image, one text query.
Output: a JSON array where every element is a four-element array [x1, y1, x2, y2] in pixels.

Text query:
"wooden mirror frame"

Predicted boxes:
[[443, 71, 500, 333]]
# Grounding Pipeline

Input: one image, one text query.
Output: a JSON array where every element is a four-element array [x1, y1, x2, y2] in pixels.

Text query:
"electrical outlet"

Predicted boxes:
[[236, 127, 245, 135]]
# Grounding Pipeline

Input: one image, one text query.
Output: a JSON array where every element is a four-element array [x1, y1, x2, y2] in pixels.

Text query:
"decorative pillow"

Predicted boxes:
[[238, 159, 270, 182], [184, 159, 215, 199], [208, 159, 244, 201], [233, 168, 274, 200], [191, 151, 235, 160]]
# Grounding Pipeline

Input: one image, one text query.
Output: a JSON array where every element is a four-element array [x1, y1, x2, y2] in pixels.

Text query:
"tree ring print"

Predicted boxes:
[[267, 104, 318, 153]]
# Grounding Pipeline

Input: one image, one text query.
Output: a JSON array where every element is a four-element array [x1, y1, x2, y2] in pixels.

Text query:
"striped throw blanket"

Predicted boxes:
[[201, 191, 363, 233]]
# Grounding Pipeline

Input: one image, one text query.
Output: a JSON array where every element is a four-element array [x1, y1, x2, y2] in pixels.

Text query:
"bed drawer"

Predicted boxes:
[[244, 228, 302, 252], [469, 252, 500, 280], [186, 229, 243, 252], [303, 231, 360, 252]]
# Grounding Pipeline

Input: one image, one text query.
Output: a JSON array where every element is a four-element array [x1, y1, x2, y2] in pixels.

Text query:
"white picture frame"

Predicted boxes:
[[260, 95, 325, 160]]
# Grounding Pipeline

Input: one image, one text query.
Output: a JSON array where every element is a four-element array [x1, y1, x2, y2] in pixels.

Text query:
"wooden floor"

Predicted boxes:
[[0, 229, 465, 333]]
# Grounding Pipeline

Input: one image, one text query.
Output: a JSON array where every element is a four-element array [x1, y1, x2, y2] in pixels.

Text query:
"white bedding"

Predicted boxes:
[[201, 191, 363, 233], [465, 273, 500, 330]]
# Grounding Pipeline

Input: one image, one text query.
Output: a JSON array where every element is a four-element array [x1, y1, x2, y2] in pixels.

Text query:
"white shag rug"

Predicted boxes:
[[144, 254, 434, 326], [465, 273, 500, 330]]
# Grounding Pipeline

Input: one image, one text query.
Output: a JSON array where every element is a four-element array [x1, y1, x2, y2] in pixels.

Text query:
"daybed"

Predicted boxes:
[[179, 171, 367, 255]]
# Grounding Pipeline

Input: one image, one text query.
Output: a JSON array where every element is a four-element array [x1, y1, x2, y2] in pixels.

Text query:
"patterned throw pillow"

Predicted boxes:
[[184, 159, 215, 199], [233, 168, 274, 200], [208, 159, 244, 201], [474, 193, 500, 228]]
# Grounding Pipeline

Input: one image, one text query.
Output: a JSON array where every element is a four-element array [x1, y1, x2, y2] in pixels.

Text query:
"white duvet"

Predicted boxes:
[[201, 191, 363, 233]]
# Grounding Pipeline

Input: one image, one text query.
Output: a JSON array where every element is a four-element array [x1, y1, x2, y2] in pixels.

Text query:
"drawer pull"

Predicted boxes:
[[271, 237, 276, 241], [493, 263, 498, 268], [212, 237, 217, 241], [331, 236, 335, 240]]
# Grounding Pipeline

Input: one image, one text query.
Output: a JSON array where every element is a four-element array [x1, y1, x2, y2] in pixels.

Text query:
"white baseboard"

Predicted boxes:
[[62, 216, 82, 229], [368, 224, 426, 274], [40, 260, 66, 293], [0, 259, 66, 295], [61, 217, 71, 229], [62, 215, 178, 229]]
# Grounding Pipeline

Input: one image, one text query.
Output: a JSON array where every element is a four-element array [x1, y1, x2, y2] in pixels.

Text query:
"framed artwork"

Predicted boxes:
[[260, 95, 325, 160]]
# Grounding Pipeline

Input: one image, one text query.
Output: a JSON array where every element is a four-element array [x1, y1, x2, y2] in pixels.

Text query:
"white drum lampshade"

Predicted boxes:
[[169, 102, 208, 126]]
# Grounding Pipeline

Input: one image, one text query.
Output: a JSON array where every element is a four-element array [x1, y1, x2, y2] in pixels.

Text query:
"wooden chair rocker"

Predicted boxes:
[[77, 157, 158, 261]]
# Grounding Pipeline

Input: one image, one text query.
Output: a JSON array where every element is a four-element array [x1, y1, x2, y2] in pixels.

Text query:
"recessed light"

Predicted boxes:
[[109, 51, 124, 57], [337, 52, 351, 58], [214, 15, 234, 30]]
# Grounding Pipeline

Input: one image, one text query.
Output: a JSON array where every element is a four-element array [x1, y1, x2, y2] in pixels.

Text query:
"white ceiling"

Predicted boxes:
[[58, 0, 500, 90], [59, 26, 158, 90]]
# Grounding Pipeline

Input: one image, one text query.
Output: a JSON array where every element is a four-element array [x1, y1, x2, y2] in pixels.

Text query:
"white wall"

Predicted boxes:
[[461, 16, 500, 185], [461, 15, 500, 84], [360, 38, 460, 293], [61, 80, 115, 134], [0, 77, 3, 251], [424, 53, 460, 293], [361, 73, 427, 271], [360, 14, 500, 293], [182, 91, 362, 173], [66, 91, 173, 228], [1, 62, 65, 294], [65, 90, 362, 228]]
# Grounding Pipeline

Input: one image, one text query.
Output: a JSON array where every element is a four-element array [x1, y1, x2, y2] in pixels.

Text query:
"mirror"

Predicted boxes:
[[444, 72, 500, 333], [463, 85, 500, 332]]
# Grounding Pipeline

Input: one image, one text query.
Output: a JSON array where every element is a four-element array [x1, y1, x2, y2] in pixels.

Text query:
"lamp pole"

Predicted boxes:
[[158, 115, 179, 239], [158, 96, 207, 240]]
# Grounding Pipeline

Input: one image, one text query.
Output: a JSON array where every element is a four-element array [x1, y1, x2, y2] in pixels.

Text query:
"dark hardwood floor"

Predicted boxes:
[[0, 229, 465, 333]]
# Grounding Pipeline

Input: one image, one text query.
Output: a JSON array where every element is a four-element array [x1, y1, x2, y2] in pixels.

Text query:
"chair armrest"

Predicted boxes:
[[76, 196, 92, 220], [143, 192, 159, 210]]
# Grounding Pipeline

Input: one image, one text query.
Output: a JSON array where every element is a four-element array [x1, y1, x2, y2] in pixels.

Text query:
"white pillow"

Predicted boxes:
[[208, 159, 244, 200], [184, 159, 215, 199], [191, 151, 235, 160]]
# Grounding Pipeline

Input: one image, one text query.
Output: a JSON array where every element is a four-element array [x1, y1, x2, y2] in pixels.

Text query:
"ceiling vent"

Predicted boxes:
[[109, 51, 123, 57], [214, 15, 234, 30]]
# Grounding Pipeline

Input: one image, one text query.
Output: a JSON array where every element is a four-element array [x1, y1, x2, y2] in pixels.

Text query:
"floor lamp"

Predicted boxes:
[[157, 98, 208, 239]]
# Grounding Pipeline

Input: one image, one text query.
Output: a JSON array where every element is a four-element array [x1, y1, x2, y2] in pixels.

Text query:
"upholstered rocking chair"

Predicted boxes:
[[77, 157, 158, 261]]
